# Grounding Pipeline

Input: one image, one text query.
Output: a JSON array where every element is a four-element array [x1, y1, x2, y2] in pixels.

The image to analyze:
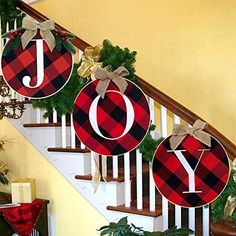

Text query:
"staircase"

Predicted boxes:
[[1, 1, 236, 235]]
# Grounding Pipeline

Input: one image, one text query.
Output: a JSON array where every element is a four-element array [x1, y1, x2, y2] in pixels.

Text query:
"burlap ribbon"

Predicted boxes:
[[21, 17, 56, 51], [95, 67, 129, 99], [91, 155, 107, 193], [224, 158, 236, 219], [169, 119, 211, 150], [77, 45, 103, 80]]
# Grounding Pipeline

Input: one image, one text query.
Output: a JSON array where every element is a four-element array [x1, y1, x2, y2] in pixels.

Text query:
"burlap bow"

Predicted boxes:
[[169, 119, 211, 150], [95, 67, 129, 99], [21, 17, 56, 51], [77, 45, 103, 80]]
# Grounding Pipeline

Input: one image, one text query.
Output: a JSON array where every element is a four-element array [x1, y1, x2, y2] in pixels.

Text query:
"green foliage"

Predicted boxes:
[[2, 35, 21, 56], [211, 170, 236, 223], [32, 40, 137, 117], [138, 124, 164, 162], [32, 64, 87, 117], [98, 217, 194, 236], [100, 39, 137, 83], [0, 0, 24, 33]]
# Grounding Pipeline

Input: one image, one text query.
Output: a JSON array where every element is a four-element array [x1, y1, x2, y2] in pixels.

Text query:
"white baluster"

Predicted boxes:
[[149, 163, 156, 211], [173, 114, 182, 228], [36, 108, 41, 123], [136, 149, 143, 210], [161, 105, 168, 229], [78, 49, 83, 61], [43, 109, 49, 123], [70, 113, 76, 148], [14, 18, 17, 30], [175, 206, 182, 228], [173, 114, 181, 124], [149, 97, 156, 211], [202, 205, 209, 236], [112, 155, 119, 179], [81, 142, 85, 149], [61, 114, 66, 148], [101, 156, 107, 178], [188, 208, 195, 234], [160, 106, 168, 138], [124, 152, 131, 208], [52, 108, 57, 123], [91, 151, 97, 176], [6, 22, 9, 44]]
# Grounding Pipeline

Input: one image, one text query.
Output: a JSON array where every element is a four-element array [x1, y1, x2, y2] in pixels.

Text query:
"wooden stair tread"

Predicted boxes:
[[48, 147, 90, 153], [24, 122, 70, 127], [107, 204, 162, 217], [75, 174, 129, 182]]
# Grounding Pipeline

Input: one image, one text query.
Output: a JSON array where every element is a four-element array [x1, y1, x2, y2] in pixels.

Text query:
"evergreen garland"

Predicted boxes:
[[32, 39, 137, 117], [0, 0, 24, 33], [100, 39, 137, 83], [211, 169, 236, 223], [138, 124, 164, 162], [32, 40, 161, 161], [32, 64, 87, 117]]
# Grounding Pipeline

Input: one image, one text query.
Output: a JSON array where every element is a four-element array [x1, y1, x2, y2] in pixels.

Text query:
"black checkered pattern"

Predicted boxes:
[[152, 135, 230, 208], [1, 34, 73, 98], [73, 80, 150, 156]]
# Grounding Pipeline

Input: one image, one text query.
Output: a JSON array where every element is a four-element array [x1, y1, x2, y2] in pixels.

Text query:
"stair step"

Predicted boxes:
[[48, 147, 90, 153], [24, 122, 70, 127], [107, 204, 162, 217], [75, 174, 128, 182]]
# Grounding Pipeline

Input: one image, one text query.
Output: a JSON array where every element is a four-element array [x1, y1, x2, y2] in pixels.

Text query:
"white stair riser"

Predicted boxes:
[[106, 181, 126, 206], [48, 152, 91, 176]]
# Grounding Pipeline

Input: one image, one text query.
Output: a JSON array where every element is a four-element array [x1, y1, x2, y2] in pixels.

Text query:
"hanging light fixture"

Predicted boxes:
[[0, 76, 27, 119]]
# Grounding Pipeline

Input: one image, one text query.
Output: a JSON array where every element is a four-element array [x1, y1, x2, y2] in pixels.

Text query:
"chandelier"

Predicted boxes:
[[0, 76, 27, 119]]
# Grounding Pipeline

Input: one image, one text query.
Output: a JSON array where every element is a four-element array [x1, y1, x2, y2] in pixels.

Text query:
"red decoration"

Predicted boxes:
[[152, 135, 230, 208], [0, 199, 44, 236], [73, 79, 150, 156], [1, 33, 73, 98]]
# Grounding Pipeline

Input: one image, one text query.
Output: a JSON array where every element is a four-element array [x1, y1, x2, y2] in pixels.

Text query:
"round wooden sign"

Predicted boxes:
[[152, 135, 230, 208], [1, 34, 73, 98], [73, 79, 150, 156]]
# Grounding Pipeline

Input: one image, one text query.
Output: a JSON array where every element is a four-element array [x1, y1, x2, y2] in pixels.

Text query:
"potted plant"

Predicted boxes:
[[211, 159, 236, 235], [98, 217, 194, 236]]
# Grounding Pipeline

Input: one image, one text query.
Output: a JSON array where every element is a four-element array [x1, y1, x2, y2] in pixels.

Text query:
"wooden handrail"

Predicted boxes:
[[17, 1, 236, 160]]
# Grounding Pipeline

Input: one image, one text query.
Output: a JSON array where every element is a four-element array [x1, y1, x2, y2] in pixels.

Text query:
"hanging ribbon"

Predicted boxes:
[[21, 17, 56, 52], [169, 119, 211, 150], [95, 67, 129, 99], [91, 155, 107, 193], [77, 45, 103, 80]]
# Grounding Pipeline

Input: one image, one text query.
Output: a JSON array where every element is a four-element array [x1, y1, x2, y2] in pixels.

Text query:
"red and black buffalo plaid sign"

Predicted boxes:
[[152, 135, 230, 208], [73, 80, 150, 156], [1, 35, 73, 98]]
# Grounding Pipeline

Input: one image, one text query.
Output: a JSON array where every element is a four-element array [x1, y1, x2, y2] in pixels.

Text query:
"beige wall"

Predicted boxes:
[[32, 0, 236, 143], [1, 0, 236, 235], [0, 119, 107, 236]]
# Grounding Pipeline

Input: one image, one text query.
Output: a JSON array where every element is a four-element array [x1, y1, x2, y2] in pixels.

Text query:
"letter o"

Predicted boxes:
[[89, 90, 135, 140]]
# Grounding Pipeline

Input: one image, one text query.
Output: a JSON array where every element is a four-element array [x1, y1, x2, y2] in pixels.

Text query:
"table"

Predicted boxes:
[[0, 199, 49, 236]]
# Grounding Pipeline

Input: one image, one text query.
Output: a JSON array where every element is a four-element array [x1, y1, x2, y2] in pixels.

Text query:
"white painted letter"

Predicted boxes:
[[89, 90, 134, 140], [22, 39, 44, 88], [169, 149, 209, 193]]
